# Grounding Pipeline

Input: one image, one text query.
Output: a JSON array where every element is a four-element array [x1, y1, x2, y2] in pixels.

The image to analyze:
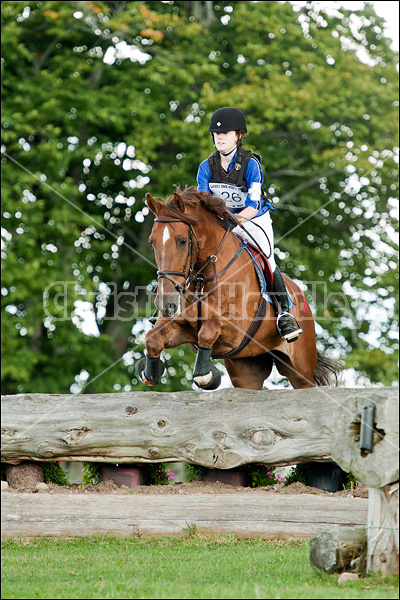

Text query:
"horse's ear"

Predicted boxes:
[[173, 192, 185, 213], [146, 193, 163, 215]]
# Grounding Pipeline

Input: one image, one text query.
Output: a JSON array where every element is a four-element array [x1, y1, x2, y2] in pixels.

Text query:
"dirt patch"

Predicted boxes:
[[3, 479, 369, 498]]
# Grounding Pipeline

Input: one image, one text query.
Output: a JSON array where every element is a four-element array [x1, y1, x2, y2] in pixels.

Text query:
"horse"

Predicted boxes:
[[136, 186, 341, 391]]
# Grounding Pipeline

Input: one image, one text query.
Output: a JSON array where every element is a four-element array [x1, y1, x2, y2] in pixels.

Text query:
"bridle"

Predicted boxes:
[[153, 217, 244, 303]]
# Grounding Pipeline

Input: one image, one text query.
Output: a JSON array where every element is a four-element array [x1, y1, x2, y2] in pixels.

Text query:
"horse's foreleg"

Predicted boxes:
[[193, 319, 222, 387], [139, 323, 167, 386], [141, 319, 194, 386]]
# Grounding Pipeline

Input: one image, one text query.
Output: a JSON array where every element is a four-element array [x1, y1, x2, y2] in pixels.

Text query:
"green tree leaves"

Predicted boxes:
[[2, 1, 398, 393]]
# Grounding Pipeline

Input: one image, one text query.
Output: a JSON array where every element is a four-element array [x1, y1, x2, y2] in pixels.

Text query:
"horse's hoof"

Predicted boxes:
[[135, 358, 153, 385], [194, 365, 221, 390], [135, 357, 165, 386], [142, 375, 157, 386], [194, 371, 213, 387]]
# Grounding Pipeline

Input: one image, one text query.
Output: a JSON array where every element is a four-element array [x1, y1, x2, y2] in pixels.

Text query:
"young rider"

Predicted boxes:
[[197, 106, 302, 343]]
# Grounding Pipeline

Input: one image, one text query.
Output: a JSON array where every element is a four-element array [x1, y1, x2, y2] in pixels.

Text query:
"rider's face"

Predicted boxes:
[[213, 130, 238, 154]]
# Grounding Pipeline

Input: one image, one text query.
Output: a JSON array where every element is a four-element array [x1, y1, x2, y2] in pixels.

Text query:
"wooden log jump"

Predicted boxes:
[[1, 387, 398, 488], [1, 492, 368, 540], [1, 387, 398, 574]]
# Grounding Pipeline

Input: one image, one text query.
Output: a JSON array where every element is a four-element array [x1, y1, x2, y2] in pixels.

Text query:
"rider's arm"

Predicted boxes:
[[237, 156, 264, 219], [197, 160, 212, 193], [237, 206, 258, 221]]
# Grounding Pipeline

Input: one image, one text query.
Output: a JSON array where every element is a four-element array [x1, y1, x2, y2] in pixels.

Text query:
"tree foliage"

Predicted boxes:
[[1, 0, 398, 394]]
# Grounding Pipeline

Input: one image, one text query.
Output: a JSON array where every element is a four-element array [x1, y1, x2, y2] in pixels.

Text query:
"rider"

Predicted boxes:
[[197, 106, 302, 343]]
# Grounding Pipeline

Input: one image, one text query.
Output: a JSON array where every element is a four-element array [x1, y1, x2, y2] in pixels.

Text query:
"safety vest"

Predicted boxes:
[[208, 147, 258, 190], [208, 147, 273, 212]]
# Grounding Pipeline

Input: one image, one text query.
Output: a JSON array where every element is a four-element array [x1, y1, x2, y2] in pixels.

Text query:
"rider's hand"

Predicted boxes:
[[220, 213, 239, 231]]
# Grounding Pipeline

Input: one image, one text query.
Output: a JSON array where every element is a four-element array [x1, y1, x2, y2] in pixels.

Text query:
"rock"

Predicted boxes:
[[1, 480, 9, 490], [6, 462, 45, 489], [35, 482, 49, 492], [338, 572, 359, 585], [310, 526, 366, 573]]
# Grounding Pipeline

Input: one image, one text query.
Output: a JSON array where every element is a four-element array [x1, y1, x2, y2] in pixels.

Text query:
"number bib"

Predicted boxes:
[[209, 182, 247, 211]]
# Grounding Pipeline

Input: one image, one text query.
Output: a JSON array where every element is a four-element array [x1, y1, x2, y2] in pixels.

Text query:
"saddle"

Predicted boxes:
[[239, 239, 294, 310], [243, 242, 273, 288], [234, 234, 273, 290]]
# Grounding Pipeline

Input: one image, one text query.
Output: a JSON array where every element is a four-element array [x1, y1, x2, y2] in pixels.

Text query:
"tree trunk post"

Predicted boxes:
[[329, 390, 399, 576], [366, 482, 399, 575]]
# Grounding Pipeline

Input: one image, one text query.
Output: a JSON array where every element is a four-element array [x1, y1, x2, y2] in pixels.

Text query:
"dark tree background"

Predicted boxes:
[[1, 1, 398, 394]]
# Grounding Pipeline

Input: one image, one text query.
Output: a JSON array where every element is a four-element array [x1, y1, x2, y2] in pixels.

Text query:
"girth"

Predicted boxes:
[[192, 294, 268, 359]]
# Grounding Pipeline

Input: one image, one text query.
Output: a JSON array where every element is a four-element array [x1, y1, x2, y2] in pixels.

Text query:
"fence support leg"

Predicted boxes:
[[367, 482, 399, 575]]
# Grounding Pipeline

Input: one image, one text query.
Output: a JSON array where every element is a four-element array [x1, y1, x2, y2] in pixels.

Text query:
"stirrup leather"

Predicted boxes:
[[276, 312, 303, 342]]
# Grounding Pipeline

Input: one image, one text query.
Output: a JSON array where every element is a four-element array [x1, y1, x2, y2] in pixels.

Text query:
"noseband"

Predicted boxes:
[[153, 217, 200, 297], [154, 217, 244, 302]]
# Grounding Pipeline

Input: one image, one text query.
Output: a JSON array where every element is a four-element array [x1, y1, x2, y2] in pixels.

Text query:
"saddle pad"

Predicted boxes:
[[243, 244, 294, 310], [244, 243, 273, 286]]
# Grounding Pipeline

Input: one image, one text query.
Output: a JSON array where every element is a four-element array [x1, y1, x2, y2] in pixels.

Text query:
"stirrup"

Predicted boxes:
[[276, 312, 303, 342]]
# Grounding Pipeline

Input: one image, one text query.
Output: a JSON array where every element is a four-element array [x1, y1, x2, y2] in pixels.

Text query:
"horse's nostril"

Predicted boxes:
[[166, 303, 177, 316], [160, 302, 178, 317]]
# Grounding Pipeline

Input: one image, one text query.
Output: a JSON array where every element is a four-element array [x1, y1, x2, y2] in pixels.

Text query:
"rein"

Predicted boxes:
[[154, 217, 244, 303]]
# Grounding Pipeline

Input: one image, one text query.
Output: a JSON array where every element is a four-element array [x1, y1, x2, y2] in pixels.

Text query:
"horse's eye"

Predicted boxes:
[[177, 238, 187, 248]]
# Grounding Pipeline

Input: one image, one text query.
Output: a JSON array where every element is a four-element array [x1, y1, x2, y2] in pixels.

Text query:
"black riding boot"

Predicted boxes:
[[271, 267, 303, 342]]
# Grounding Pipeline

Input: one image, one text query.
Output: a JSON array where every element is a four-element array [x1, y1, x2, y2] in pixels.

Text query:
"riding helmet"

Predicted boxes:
[[208, 107, 247, 133]]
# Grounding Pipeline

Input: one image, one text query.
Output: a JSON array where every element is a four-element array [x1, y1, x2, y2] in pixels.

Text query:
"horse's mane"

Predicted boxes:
[[162, 186, 228, 225]]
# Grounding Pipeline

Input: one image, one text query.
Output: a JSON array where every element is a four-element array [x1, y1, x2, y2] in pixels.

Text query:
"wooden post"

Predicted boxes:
[[331, 389, 399, 489], [330, 390, 399, 575], [367, 483, 399, 575]]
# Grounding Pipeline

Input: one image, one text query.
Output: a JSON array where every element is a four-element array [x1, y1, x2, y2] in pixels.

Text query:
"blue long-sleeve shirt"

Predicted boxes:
[[197, 150, 274, 215]]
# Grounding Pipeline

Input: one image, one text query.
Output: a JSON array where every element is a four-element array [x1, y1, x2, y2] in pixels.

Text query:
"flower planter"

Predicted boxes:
[[99, 465, 147, 487], [303, 462, 347, 493], [200, 468, 250, 487]]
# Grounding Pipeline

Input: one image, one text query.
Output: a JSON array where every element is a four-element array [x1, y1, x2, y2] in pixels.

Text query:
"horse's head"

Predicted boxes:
[[147, 190, 203, 318]]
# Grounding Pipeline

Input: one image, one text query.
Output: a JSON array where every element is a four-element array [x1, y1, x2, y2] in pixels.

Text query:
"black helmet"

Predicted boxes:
[[208, 107, 247, 133]]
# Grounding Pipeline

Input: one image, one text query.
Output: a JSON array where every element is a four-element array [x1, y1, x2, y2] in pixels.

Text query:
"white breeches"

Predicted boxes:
[[232, 211, 276, 272]]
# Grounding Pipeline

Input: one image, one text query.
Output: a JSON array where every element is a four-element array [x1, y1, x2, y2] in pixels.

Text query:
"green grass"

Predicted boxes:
[[1, 536, 398, 599]]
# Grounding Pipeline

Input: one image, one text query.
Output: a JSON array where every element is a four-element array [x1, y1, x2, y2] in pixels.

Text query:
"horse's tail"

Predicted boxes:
[[313, 350, 343, 387]]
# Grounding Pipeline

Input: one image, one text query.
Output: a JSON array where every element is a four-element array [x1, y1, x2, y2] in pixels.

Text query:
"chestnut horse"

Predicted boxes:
[[137, 187, 341, 390]]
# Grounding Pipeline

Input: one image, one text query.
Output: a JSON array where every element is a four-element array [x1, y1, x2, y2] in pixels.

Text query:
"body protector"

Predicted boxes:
[[207, 147, 274, 213]]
